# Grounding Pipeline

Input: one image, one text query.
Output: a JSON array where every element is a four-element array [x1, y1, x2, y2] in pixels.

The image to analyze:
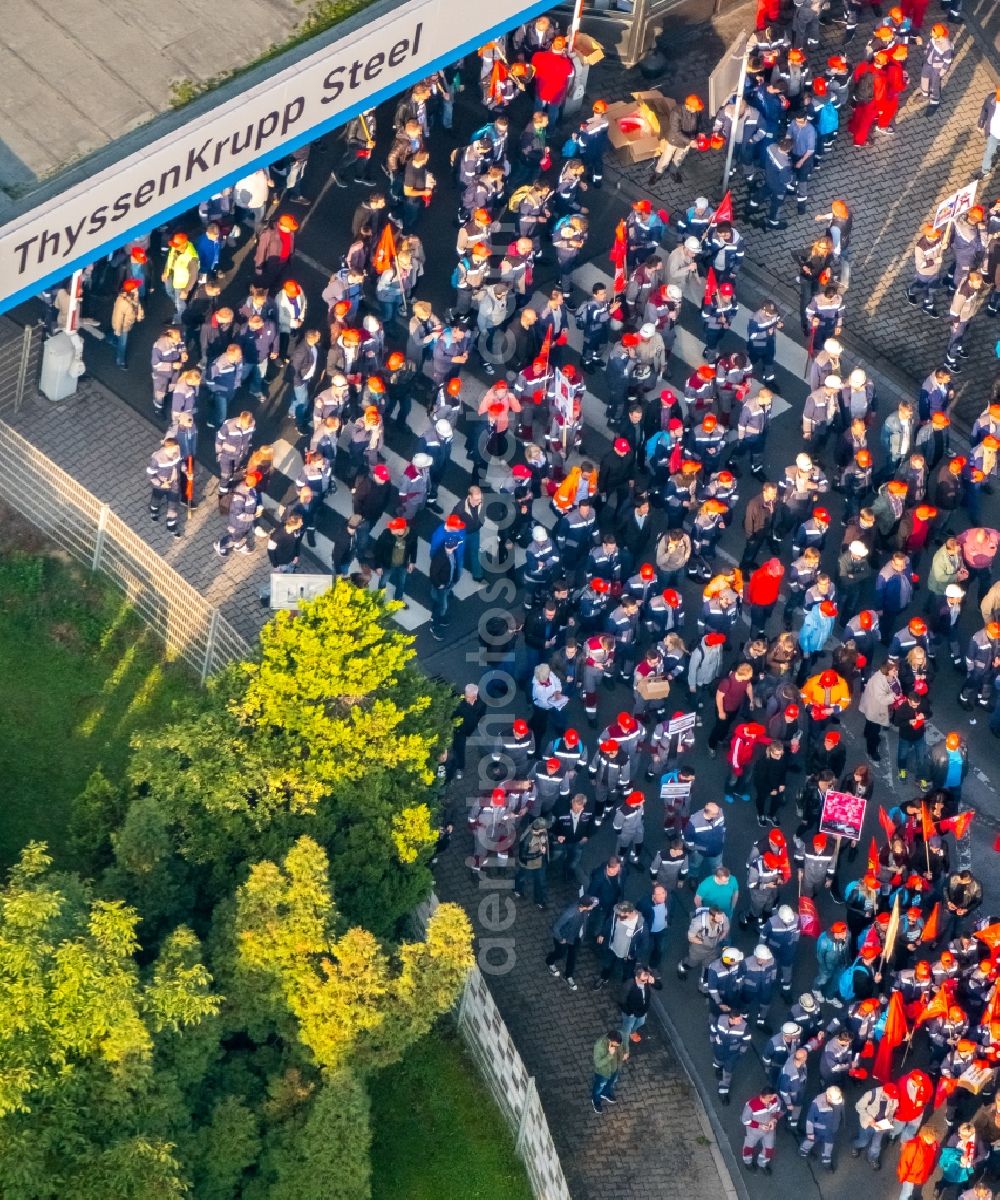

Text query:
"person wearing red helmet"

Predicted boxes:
[[470, 787, 518, 876], [110, 277, 146, 370], [494, 717, 536, 777], [701, 274, 738, 364], [812, 922, 850, 1003], [612, 789, 647, 866], [589, 738, 632, 827]]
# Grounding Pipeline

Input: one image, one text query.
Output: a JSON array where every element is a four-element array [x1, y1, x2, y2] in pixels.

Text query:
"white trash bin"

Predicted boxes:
[[39, 331, 83, 402]]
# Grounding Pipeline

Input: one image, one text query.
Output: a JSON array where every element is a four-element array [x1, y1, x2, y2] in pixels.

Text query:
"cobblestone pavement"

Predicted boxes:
[[595, 0, 1000, 424], [433, 802, 736, 1200], [8, 371, 277, 645]]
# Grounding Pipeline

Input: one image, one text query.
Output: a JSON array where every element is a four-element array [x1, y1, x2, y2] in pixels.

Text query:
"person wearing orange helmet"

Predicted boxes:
[[529, 35, 573, 124], [571, 99, 610, 188], [929, 730, 969, 798], [920, 22, 953, 113], [847, 53, 885, 146], [649, 94, 705, 186], [254, 212, 298, 289], [161, 231, 200, 321]]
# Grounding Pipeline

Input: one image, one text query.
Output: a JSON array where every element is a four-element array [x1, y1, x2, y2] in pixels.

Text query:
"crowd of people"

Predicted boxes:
[[51, 0, 1000, 1192]]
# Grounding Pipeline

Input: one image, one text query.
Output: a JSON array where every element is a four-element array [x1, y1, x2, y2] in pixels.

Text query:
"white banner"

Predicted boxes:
[[932, 179, 978, 231], [0, 0, 547, 308]]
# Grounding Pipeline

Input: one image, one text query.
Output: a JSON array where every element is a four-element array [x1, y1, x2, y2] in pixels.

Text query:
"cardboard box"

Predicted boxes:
[[572, 31, 605, 65], [605, 89, 675, 163]]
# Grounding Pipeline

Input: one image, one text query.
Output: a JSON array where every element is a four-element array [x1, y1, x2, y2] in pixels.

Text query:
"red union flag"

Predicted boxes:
[[798, 895, 820, 938]]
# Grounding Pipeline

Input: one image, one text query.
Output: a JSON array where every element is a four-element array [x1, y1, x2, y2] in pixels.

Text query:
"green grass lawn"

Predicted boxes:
[[0, 551, 194, 868], [0, 548, 536, 1200], [368, 1025, 534, 1200]]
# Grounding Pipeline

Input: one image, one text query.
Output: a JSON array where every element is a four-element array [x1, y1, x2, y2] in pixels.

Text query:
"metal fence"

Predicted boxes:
[[0, 419, 250, 681], [0, 323, 40, 415], [415, 896, 572, 1200]]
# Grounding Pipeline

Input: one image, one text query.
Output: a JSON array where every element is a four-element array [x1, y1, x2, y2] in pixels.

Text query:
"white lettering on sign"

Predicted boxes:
[[0, 0, 546, 307]]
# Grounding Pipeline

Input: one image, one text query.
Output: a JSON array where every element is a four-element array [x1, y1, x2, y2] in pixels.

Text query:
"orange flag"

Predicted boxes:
[[878, 806, 896, 842], [920, 802, 936, 845], [538, 325, 553, 372], [867, 836, 879, 874], [609, 219, 627, 294], [942, 811, 974, 840], [371, 222, 397, 275], [920, 902, 940, 944], [873, 990, 907, 1082], [914, 985, 949, 1028], [976, 923, 1000, 954], [488, 58, 508, 105]]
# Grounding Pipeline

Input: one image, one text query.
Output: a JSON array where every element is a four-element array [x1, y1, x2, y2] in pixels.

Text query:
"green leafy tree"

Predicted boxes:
[[220, 836, 473, 1074], [250, 1073, 372, 1200], [127, 583, 455, 934], [67, 768, 128, 876], [0, 843, 219, 1200]]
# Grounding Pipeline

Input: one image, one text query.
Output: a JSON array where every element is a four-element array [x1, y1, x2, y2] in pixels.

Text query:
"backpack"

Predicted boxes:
[[852, 71, 876, 104], [507, 184, 533, 213], [837, 961, 857, 1002]]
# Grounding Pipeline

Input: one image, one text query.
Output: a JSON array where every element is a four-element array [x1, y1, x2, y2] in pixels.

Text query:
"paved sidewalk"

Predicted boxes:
[[433, 799, 737, 1200], [595, 0, 1000, 424], [9, 370, 274, 645]]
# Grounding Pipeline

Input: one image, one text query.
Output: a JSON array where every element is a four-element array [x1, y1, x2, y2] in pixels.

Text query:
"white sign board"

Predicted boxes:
[[933, 180, 978, 231], [269, 572, 333, 610], [553, 367, 575, 421], [708, 30, 749, 119], [0, 0, 548, 310]]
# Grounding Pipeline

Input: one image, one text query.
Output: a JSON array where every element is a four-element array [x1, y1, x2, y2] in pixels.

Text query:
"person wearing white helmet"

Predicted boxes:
[[762, 1020, 801, 1087], [763, 904, 802, 997], [635, 321, 666, 391], [840, 365, 876, 424], [523, 525, 560, 609], [807, 335, 842, 391], [800, 1086, 845, 1171], [802, 374, 841, 455], [677, 195, 715, 240], [705, 945, 745, 1014], [742, 943, 778, 1028], [666, 235, 702, 303], [398, 451, 433, 520]]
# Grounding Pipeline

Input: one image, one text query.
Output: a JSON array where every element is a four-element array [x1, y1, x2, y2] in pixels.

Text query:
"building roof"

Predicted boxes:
[[0, 0, 303, 214]]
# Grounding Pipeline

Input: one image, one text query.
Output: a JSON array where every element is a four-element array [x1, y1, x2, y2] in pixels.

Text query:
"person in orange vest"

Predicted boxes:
[[896, 1127, 939, 1200]]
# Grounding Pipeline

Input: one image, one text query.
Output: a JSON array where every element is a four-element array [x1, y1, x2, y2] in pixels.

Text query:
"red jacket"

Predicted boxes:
[[896, 1134, 939, 1185], [893, 1070, 932, 1122], [531, 50, 574, 104], [746, 559, 784, 607]]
